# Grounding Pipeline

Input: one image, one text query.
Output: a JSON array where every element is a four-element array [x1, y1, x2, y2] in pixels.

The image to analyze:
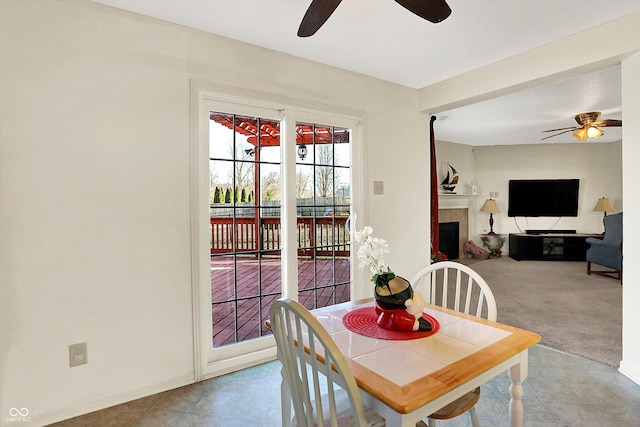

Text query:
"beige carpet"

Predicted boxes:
[[466, 256, 622, 367]]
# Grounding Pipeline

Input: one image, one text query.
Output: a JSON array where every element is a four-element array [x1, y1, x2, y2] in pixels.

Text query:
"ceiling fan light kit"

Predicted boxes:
[[542, 111, 621, 141], [587, 126, 604, 139], [298, 0, 451, 37], [573, 125, 603, 141]]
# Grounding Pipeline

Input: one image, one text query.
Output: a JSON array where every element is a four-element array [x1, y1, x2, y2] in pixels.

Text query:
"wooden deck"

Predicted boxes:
[[211, 255, 351, 347]]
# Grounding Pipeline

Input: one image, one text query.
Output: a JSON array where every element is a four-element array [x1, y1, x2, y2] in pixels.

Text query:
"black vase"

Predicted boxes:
[[374, 276, 413, 311]]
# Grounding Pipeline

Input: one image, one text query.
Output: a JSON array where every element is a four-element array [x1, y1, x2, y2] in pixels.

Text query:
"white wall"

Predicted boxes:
[[620, 51, 640, 384], [474, 142, 622, 239], [1, 1, 195, 424], [435, 140, 622, 251], [434, 140, 477, 195], [0, 1, 429, 425], [435, 140, 623, 246]]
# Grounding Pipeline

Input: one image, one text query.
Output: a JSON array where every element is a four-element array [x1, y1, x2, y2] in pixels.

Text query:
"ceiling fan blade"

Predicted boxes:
[[541, 130, 573, 140], [298, 0, 342, 37], [592, 119, 622, 127], [542, 126, 579, 132], [395, 0, 452, 23]]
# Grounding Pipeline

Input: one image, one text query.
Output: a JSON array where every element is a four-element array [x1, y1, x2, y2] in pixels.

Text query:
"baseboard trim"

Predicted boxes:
[[203, 347, 277, 380], [619, 360, 640, 385], [37, 373, 194, 427]]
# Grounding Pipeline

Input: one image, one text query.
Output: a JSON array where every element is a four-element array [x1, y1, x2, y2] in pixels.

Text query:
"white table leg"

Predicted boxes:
[[508, 350, 528, 427]]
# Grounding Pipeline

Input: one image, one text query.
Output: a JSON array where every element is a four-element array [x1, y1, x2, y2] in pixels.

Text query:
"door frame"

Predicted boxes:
[[190, 81, 366, 380]]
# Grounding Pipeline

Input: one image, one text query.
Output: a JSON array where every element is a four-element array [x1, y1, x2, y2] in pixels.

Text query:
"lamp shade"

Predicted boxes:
[[480, 199, 500, 214], [593, 197, 615, 213]]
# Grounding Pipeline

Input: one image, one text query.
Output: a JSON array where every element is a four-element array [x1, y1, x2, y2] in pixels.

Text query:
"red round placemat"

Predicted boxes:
[[342, 307, 440, 340]]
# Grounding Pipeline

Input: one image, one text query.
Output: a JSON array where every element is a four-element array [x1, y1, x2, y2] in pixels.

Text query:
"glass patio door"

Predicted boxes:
[[206, 103, 284, 365], [194, 91, 359, 375], [294, 121, 352, 310]]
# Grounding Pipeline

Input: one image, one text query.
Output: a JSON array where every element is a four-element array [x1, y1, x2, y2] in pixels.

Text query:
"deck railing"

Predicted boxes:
[[210, 216, 350, 257]]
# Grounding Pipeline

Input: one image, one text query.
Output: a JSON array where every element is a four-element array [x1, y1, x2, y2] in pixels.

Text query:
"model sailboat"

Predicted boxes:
[[440, 163, 458, 193]]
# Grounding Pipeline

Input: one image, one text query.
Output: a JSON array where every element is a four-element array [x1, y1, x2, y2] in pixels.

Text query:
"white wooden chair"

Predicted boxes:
[[410, 261, 497, 427], [269, 298, 427, 427]]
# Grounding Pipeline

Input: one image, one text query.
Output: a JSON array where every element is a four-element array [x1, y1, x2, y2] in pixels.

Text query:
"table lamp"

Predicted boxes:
[[480, 198, 500, 235], [593, 197, 615, 218]]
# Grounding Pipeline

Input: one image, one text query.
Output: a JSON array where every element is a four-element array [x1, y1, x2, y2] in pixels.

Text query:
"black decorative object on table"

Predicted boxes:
[[373, 277, 432, 332]]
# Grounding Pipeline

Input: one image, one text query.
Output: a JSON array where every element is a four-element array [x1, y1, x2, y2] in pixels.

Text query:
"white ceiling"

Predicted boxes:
[[91, 0, 639, 145], [436, 65, 622, 146]]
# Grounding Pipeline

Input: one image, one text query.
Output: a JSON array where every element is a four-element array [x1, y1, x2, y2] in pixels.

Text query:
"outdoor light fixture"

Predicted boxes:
[[480, 198, 500, 235], [297, 143, 307, 161], [593, 197, 615, 217]]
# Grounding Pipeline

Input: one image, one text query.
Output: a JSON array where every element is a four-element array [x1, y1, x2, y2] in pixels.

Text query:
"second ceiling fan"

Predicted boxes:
[[541, 112, 622, 141], [298, 0, 452, 37]]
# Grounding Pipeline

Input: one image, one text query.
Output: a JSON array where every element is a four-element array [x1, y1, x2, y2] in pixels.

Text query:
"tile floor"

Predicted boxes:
[[49, 345, 640, 427]]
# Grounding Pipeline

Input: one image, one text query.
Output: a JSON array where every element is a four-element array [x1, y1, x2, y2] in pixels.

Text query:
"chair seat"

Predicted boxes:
[[428, 387, 481, 419]]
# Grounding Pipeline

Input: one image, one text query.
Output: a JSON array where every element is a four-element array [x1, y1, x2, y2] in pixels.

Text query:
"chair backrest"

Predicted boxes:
[[410, 261, 497, 321], [269, 298, 368, 427], [602, 212, 623, 247]]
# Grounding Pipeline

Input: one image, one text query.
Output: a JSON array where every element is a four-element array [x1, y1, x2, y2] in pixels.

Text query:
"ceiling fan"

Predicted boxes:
[[297, 0, 452, 37], [541, 112, 622, 141]]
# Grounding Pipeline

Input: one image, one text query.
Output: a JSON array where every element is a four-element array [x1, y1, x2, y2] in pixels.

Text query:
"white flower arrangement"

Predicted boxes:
[[354, 225, 396, 291]]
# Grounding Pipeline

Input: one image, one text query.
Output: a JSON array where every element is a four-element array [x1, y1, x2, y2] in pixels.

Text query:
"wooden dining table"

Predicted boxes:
[[305, 298, 541, 427]]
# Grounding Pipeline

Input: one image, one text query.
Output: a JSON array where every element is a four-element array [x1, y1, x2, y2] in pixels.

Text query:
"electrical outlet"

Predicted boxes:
[[69, 342, 88, 367]]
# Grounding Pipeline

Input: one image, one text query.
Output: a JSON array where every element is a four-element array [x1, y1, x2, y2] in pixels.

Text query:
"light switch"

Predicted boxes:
[[373, 181, 384, 195]]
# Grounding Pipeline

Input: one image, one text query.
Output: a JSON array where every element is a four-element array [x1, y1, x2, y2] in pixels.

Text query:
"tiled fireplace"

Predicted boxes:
[[438, 195, 478, 259]]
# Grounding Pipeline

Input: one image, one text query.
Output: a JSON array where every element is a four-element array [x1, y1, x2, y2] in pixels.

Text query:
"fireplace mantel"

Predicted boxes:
[[438, 194, 478, 210]]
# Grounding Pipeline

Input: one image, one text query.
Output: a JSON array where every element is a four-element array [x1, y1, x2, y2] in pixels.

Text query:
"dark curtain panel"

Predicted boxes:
[[430, 116, 439, 258]]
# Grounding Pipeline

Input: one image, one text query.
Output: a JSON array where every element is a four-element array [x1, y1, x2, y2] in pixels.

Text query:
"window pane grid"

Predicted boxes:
[[296, 121, 351, 310], [210, 112, 283, 348], [208, 112, 352, 347]]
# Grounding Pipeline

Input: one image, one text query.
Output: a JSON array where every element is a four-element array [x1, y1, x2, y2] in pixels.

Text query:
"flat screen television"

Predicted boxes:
[[508, 179, 579, 217]]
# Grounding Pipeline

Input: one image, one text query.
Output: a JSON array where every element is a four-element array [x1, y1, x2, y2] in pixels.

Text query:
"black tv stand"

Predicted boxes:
[[509, 233, 596, 261], [525, 229, 576, 235]]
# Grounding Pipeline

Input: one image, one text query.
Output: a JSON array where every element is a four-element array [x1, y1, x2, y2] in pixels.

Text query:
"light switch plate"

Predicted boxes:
[[373, 181, 384, 195]]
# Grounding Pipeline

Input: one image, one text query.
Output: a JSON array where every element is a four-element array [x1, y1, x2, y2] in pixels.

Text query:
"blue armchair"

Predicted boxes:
[[586, 212, 622, 281]]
